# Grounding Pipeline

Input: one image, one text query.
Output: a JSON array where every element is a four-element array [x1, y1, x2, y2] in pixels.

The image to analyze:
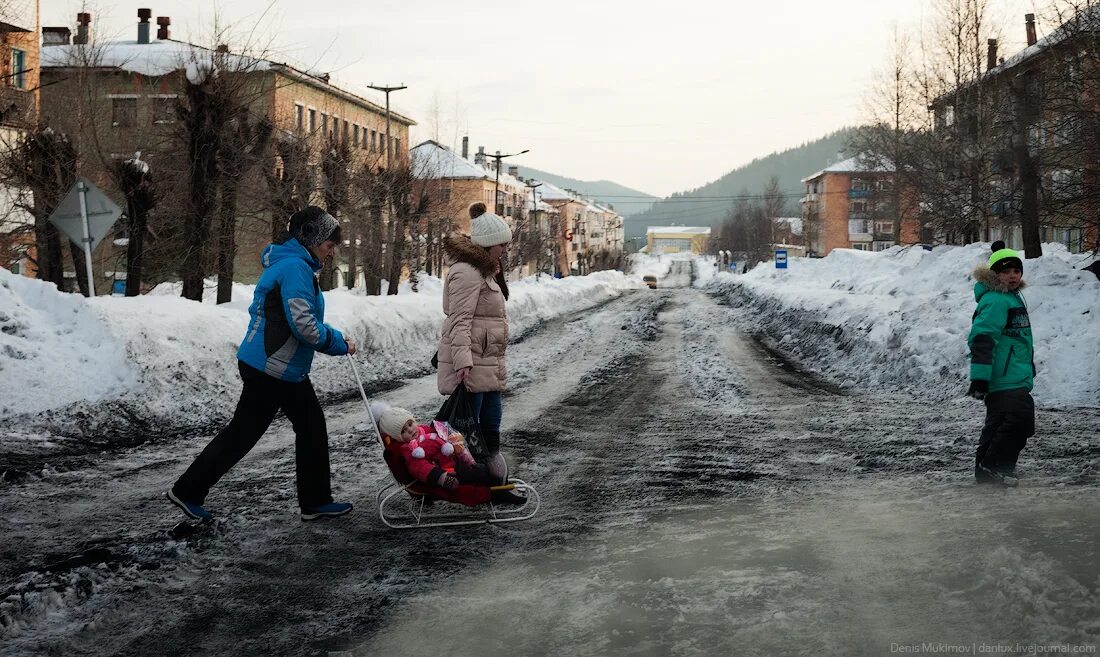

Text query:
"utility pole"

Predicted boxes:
[[367, 84, 406, 169], [526, 181, 542, 277], [485, 148, 529, 215], [367, 83, 407, 294]]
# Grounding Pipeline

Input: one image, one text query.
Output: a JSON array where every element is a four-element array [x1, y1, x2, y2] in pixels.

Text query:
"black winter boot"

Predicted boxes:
[[490, 488, 527, 506]]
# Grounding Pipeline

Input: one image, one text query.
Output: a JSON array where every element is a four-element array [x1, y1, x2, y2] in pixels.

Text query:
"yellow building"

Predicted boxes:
[[646, 226, 711, 254], [1, 0, 41, 276]]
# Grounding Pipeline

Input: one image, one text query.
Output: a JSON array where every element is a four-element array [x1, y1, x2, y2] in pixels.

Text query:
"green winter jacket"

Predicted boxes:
[[967, 266, 1035, 393]]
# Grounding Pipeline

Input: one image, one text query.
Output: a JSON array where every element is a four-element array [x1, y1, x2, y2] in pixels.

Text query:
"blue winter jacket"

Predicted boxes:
[[237, 238, 348, 382]]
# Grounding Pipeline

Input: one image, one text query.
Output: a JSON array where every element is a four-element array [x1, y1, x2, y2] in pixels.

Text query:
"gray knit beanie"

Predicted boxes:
[[290, 206, 340, 247], [470, 211, 512, 247]]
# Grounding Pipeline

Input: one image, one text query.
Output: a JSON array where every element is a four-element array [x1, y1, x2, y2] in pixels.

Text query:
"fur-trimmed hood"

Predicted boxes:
[[972, 265, 1026, 297], [443, 233, 509, 299], [444, 233, 496, 276]]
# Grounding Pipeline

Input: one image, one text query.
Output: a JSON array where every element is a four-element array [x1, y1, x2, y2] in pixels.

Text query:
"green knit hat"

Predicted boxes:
[[988, 241, 1022, 273]]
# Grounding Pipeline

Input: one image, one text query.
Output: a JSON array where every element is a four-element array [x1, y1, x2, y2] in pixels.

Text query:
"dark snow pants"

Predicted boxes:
[[975, 387, 1035, 478], [173, 361, 333, 510]]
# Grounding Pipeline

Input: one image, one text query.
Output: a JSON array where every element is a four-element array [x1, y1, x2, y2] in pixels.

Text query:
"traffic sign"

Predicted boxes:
[[48, 178, 122, 252], [48, 178, 123, 296], [775, 249, 788, 269]]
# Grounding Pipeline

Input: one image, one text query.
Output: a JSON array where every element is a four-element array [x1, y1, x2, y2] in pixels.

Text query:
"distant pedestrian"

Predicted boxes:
[[168, 206, 357, 521], [966, 241, 1035, 487]]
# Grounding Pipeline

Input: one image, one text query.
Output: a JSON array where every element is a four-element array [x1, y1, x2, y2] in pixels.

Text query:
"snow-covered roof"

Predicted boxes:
[[410, 141, 525, 189], [41, 40, 269, 77], [647, 226, 711, 235], [41, 39, 416, 125], [776, 217, 803, 236], [803, 155, 893, 182], [530, 180, 575, 202]]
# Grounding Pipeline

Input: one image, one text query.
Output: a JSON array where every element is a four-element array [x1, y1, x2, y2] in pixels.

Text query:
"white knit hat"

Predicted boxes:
[[470, 211, 512, 247], [378, 406, 415, 439]]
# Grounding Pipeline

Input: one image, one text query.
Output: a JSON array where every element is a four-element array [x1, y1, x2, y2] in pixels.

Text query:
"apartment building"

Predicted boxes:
[[0, 0, 40, 276], [37, 9, 414, 289], [928, 11, 1100, 253], [800, 156, 920, 257]]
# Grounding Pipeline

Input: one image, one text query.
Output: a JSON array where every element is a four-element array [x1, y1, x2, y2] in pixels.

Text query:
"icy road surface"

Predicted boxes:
[[2, 262, 1098, 656]]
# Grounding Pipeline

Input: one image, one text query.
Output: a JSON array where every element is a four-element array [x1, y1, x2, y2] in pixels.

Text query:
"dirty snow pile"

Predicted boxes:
[[0, 268, 642, 437], [701, 243, 1100, 408]]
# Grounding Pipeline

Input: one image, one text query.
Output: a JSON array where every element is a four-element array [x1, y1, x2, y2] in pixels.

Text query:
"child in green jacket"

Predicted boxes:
[[966, 241, 1035, 487]]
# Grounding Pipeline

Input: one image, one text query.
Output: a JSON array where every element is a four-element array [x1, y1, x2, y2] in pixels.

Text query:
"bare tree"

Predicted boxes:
[[212, 111, 272, 303], [116, 152, 156, 296]]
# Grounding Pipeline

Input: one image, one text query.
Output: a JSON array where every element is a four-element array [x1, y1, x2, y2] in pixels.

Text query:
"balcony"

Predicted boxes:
[[849, 189, 873, 199]]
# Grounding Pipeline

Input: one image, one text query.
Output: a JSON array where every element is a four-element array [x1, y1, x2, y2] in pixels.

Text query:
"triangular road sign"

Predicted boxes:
[[48, 178, 123, 252]]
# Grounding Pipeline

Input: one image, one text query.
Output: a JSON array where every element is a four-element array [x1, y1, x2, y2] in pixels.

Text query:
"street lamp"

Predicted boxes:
[[486, 149, 529, 216]]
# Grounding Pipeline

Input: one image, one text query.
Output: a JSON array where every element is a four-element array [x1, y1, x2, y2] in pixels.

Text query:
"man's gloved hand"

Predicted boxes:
[[437, 472, 459, 491], [967, 380, 989, 400]]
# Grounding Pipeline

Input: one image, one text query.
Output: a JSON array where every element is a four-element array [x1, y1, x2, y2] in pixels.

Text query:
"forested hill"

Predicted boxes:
[[515, 166, 659, 217], [624, 127, 857, 239]]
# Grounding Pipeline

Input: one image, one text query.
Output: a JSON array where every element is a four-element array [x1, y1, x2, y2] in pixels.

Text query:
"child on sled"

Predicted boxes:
[[374, 404, 526, 506]]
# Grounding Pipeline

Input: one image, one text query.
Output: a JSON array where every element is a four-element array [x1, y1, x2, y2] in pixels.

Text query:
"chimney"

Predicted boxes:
[[1025, 13, 1037, 46], [475, 146, 486, 167], [75, 12, 91, 45], [156, 16, 171, 40], [137, 9, 151, 44], [42, 27, 72, 46], [987, 38, 998, 71], [461, 136, 469, 159], [508, 165, 519, 178]]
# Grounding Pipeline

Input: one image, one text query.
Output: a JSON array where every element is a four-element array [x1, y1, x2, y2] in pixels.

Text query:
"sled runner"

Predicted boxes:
[[347, 355, 541, 529]]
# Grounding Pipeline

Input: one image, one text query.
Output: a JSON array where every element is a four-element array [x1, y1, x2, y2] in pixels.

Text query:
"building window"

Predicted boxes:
[[150, 95, 177, 124], [394, 137, 400, 156], [353, 124, 360, 145], [872, 240, 894, 252], [852, 242, 870, 251], [308, 108, 317, 133], [295, 104, 305, 133], [440, 187, 452, 202], [874, 221, 894, 235], [343, 119, 350, 144], [370, 130, 376, 152], [10, 49, 26, 89], [850, 200, 868, 214], [321, 113, 329, 136], [111, 97, 138, 127]]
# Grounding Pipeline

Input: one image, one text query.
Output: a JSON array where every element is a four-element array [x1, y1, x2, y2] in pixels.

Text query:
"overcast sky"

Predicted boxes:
[[43, 0, 1042, 197]]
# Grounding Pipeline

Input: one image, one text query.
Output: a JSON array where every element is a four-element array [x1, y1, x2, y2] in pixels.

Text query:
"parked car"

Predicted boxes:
[[642, 275, 658, 289]]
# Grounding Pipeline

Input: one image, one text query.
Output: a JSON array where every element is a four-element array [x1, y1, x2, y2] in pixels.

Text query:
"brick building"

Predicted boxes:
[[928, 11, 1100, 253], [37, 9, 414, 291], [800, 155, 920, 257]]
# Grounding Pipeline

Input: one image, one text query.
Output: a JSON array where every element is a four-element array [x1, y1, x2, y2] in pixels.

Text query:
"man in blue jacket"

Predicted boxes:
[[169, 206, 357, 521]]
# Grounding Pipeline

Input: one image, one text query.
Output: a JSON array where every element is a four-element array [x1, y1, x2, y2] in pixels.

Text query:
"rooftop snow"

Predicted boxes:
[[803, 154, 893, 181], [40, 40, 270, 77], [410, 141, 525, 188]]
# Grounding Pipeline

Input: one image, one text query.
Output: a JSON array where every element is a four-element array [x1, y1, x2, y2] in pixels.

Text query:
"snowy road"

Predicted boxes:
[[2, 261, 1098, 656]]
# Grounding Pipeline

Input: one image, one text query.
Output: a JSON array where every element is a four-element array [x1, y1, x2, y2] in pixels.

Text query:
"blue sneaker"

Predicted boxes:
[[301, 502, 353, 521], [167, 489, 213, 521]]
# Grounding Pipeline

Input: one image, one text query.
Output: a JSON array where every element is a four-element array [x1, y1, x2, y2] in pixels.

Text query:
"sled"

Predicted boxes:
[[375, 477, 541, 529], [347, 355, 542, 530]]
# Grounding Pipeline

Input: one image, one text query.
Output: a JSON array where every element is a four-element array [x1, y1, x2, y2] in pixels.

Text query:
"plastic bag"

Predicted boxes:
[[434, 385, 487, 459]]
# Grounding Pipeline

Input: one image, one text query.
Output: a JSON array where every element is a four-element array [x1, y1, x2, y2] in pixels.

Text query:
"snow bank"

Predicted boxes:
[[0, 270, 138, 417], [0, 268, 640, 435], [701, 243, 1100, 408]]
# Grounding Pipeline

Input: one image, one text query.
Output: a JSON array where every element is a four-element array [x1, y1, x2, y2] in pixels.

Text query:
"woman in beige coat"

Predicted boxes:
[[437, 202, 512, 462]]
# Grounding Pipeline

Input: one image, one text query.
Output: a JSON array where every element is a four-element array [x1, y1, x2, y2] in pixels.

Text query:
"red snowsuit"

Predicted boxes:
[[382, 424, 490, 506]]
